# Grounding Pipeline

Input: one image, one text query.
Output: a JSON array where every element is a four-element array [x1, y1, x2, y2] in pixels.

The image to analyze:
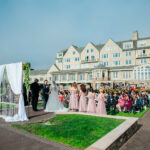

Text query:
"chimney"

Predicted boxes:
[[132, 31, 138, 40]]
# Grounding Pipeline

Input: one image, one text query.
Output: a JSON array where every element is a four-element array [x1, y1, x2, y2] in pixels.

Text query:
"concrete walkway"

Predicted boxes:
[[0, 108, 77, 150], [120, 110, 150, 150]]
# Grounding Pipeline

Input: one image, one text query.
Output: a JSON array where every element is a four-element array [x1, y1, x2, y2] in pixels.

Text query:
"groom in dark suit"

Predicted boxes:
[[30, 79, 40, 111]]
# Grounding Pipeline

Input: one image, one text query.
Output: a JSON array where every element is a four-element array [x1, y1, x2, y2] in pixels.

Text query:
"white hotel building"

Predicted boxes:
[[30, 31, 150, 89]]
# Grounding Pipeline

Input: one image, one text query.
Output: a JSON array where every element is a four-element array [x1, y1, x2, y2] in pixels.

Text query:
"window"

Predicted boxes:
[[58, 59, 62, 63], [140, 58, 147, 64], [62, 75, 66, 81], [58, 53, 62, 57], [102, 54, 108, 58], [40, 77, 43, 81], [72, 51, 76, 55], [29, 78, 32, 81], [97, 72, 100, 78], [126, 60, 128, 65], [70, 74, 75, 81], [112, 53, 120, 58], [89, 74, 92, 80], [113, 60, 120, 66], [129, 60, 132, 64], [86, 49, 89, 53], [49, 77, 51, 81], [54, 76, 58, 81], [104, 62, 108, 66], [125, 43, 131, 49], [91, 55, 95, 60], [85, 56, 89, 61], [126, 52, 128, 56], [129, 51, 132, 56], [123, 72, 131, 79], [65, 58, 70, 62], [113, 72, 118, 79], [79, 74, 85, 80], [91, 49, 94, 52], [139, 41, 146, 47]]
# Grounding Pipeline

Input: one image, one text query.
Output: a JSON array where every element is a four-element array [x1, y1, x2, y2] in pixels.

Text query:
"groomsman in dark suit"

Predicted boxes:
[[41, 80, 50, 109], [30, 79, 40, 111]]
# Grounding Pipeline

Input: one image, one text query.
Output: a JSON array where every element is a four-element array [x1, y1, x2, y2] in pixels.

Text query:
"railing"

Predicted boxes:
[[136, 54, 150, 58], [81, 58, 99, 64]]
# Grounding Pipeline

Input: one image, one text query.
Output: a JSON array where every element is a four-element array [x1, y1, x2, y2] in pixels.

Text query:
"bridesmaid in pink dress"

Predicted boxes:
[[69, 82, 79, 111], [87, 89, 96, 113], [96, 89, 107, 115], [79, 84, 87, 112]]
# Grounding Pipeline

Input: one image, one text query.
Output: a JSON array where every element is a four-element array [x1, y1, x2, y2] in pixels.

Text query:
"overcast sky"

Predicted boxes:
[[0, 0, 150, 69]]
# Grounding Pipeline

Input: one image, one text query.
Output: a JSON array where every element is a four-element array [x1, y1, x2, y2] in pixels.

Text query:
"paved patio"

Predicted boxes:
[[0, 107, 77, 150], [120, 110, 150, 150]]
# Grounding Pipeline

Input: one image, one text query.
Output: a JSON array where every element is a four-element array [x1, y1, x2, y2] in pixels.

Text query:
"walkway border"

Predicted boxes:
[[56, 112, 138, 150]]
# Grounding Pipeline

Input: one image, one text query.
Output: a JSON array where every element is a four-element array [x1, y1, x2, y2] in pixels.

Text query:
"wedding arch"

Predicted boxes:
[[0, 62, 28, 122]]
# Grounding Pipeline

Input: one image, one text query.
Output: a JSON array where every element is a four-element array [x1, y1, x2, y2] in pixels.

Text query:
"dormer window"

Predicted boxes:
[[91, 49, 94, 52], [72, 51, 76, 55], [139, 41, 146, 47], [125, 43, 131, 49], [58, 53, 63, 57]]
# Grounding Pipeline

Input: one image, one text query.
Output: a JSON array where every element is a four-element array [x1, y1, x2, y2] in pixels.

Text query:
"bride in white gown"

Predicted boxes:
[[45, 81, 68, 112]]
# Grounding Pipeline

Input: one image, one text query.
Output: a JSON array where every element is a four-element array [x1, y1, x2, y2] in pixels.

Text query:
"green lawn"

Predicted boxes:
[[107, 107, 150, 118], [12, 114, 124, 149]]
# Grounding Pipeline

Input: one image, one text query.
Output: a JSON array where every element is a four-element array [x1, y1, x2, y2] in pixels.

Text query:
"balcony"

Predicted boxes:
[[136, 54, 150, 59], [81, 58, 99, 64]]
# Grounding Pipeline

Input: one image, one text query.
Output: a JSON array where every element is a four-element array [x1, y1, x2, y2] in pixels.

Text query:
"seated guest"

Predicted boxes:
[[106, 92, 114, 111], [96, 89, 107, 115], [130, 95, 140, 114], [136, 94, 143, 111], [87, 88, 96, 113], [58, 92, 64, 104], [124, 94, 132, 112], [147, 91, 150, 106], [112, 92, 119, 111], [116, 95, 125, 112]]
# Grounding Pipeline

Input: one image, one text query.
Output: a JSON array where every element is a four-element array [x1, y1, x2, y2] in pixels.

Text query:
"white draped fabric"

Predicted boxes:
[[0, 62, 28, 122]]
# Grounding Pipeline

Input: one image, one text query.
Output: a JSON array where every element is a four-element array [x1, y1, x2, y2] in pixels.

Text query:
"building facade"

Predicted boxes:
[[30, 31, 150, 89]]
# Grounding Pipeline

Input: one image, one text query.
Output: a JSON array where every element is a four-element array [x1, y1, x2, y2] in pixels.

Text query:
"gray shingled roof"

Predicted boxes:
[[58, 36, 150, 54], [107, 65, 137, 70], [51, 68, 94, 74], [54, 64, 60, 71], [30, 69, 48, 75]]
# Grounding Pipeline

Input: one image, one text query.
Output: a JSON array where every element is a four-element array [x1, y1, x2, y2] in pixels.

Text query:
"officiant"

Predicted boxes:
[[41, 80, 50, 109]]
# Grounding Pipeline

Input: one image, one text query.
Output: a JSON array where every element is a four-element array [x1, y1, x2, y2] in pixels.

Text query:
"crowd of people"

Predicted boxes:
[[24, 79, 150, 115]]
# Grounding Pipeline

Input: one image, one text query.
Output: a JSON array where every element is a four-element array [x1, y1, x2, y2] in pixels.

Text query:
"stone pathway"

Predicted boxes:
[[0, 108, 78, 150], [120, 110, 150, 150]]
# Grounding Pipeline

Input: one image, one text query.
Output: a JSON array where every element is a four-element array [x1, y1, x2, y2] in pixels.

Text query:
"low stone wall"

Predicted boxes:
[[106, 120, 138, 150]]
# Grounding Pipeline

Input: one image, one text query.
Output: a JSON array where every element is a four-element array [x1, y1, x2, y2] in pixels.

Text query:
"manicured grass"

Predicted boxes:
[[12, 114, 124, 149], [107, 107, 150, 118]]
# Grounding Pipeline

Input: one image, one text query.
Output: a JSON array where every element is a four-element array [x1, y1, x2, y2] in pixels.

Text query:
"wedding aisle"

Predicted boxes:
[[0, 108, 77, 150]]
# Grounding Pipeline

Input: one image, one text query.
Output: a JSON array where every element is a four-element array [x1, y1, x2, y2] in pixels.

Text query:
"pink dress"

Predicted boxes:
[[79, 91, 87, 112], [87, 94, 96, 113], [96, 94, 107, 115], [69, 89, 78, 110], [118, 98, 125, 107]]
